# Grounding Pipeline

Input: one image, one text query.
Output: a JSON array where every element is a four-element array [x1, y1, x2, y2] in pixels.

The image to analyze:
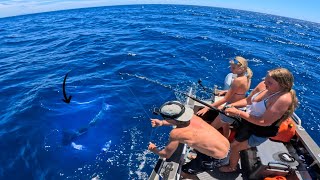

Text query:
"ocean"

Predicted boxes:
[[0, 4, 319, 180]]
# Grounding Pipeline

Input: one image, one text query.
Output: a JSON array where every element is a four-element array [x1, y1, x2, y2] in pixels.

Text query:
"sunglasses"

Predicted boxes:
[[229, 58, 242, 66]]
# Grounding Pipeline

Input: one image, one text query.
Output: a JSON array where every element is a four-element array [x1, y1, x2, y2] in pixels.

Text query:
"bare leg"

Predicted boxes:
[[219, 140, 249, 172], [222, 123, 230, 138], [211, 115, 224, 129]]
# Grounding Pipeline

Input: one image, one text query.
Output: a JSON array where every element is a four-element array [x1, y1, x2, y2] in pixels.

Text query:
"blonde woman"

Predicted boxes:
[[219, 68, 298, 172], [197, 56, 253, 137]]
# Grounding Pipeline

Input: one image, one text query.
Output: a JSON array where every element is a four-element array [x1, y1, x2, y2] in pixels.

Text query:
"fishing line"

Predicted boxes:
[[119, 72, 174, 90], [124, 84, 159, 143], [120, 72, 214, 109], [126, 85, 151, 119], [119, 72, 241, 121]]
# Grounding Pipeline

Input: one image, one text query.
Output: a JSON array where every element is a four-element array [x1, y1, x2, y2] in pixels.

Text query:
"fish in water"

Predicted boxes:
[[62, 127, 88, 146], [61, 102, 110, 145]]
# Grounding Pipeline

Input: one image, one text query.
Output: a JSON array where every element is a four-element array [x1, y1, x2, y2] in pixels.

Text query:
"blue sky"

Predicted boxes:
[[0, 0, 319, 23]]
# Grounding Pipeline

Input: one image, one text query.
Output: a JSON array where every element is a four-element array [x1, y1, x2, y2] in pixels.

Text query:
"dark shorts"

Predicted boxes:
[[234, 120, 252, 142], [182, 150, 230, 174], [234, 119, 277, 145], [195, 106, 219, 124]]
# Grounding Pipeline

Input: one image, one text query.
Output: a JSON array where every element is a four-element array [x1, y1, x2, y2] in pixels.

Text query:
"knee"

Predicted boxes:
[[231, 141, 248, 152], [222, 123, 229, 128], [213, 116, 221, 124], [230, 141, 239, 151], [211, 117, 221, 126]]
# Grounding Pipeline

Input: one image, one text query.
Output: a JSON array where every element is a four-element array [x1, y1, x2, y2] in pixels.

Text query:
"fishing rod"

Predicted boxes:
[[119, 72, 234, 117], [171, 87, 227, 115], [197, 79, 214, 93]]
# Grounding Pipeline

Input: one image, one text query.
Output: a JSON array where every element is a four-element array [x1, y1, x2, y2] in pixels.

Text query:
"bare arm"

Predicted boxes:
[[150, 119, 172, 127], [148, 137, 180, 159], [217, 90, 227, 96], [229, 81, 266, 108], [258, 93, 291, 125], [226, 93, 291, 126], [197, 78, 242, 116], [212, 78, 242, 107]]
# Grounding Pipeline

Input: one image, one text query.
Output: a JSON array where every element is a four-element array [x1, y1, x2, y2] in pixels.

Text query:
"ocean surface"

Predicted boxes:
[[0, 4, 319, 180]]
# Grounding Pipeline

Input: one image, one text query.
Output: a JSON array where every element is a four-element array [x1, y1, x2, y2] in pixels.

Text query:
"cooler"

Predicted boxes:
[[240, 139, 299, 180]]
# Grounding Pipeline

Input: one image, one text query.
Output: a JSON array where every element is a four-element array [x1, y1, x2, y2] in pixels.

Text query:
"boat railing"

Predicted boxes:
[[292, 112, 302, 126], [148, 143, 187, 180], [292, 113, 320, 168]]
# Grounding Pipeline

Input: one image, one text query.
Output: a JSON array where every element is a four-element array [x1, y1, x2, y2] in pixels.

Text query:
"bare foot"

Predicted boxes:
[[181, 171, 199, 180]]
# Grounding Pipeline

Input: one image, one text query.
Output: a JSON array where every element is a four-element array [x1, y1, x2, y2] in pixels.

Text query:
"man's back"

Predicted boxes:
[[171, 115, 230, 159]]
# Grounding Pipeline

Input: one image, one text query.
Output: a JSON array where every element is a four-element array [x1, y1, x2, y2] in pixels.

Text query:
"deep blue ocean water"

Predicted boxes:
[[0, 4, 319, 179]]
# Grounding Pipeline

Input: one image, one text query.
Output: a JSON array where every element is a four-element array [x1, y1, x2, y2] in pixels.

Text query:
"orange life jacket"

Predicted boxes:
[[270, 117, 296, 143], [264, 176, 287, 180]]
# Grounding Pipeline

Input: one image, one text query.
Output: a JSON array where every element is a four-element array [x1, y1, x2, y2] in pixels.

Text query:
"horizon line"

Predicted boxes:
[[0, 3, 319, 24]]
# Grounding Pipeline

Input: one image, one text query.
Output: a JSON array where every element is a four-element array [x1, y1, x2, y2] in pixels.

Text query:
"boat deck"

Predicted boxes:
[[196, 169, 244, 180], [185, 139, 312, 180], [148, 96, 320, 180]]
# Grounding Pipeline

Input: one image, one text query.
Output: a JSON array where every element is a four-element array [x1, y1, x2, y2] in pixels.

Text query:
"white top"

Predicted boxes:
[[246, 90, 281, 117]]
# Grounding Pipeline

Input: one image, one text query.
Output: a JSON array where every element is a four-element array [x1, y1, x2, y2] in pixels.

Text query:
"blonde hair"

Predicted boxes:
[[246, 67, 253, 79], [268, 68, 298, 120], [234, 56, 253, 79]]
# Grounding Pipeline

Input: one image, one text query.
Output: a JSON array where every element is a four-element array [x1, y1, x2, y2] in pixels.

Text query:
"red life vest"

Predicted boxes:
[[264, 176, 287, 180]]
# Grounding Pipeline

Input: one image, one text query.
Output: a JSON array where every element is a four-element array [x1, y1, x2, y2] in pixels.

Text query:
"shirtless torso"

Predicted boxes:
[[170, 115, 229, 159]]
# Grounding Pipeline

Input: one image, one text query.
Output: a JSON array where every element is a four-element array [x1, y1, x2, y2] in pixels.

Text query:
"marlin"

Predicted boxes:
[[62, 127, 88, 146]]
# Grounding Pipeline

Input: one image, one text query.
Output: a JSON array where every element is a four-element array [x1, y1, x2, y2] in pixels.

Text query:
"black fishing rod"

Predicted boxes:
[[119, 72, 232, 117], [166, 85, 227, 115], [197, 79, 207, 91], [197, 79, 214, 93]]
